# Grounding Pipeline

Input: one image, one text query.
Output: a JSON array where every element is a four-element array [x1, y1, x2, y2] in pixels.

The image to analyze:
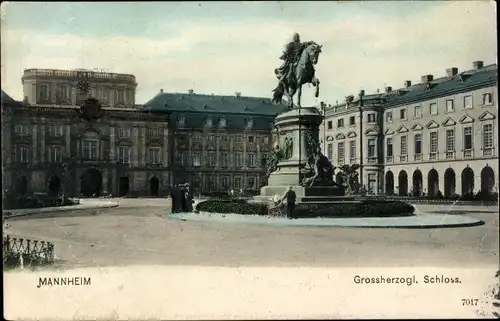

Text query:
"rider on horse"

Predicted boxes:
[[275, 33, 316, 85]]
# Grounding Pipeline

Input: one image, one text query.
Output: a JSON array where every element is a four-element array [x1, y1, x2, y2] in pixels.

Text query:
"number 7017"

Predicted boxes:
[[462, 298, 479, 306]]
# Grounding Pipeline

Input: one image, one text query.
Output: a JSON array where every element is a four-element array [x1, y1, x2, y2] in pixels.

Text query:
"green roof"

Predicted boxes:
[[326, 64, 497, 112], [383, 64, 497, 108], [141, 92, 288, 116]]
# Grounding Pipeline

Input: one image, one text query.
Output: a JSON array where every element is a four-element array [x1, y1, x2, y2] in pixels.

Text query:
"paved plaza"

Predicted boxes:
[[5, 198, 499, 269]]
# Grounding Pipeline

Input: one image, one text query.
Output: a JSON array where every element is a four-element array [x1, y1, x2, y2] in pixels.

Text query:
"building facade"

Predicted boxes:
[[321, 61, 498, 196], [2, 69, 288, 197], [141, 90, 288, 194], [2, 69, 171, 198]]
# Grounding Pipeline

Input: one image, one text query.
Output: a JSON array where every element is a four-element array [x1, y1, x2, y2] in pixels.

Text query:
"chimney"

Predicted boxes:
[[404, 80, 412, 88], [421, 74, 434, 83], [188, 89, 194, 94], [160, 89, 163, 94], [385, 86, 392, 93], [446, 67, 458, 77], [473, 61, 484, 70]]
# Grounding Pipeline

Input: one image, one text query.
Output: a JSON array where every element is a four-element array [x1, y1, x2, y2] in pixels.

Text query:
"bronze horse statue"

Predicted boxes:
[[272, 42, 322, 109]]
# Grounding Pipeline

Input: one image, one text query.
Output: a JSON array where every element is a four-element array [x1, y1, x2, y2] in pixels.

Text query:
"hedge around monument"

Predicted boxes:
[[194, 199, 415, 218], [196, 199, 269, 215]]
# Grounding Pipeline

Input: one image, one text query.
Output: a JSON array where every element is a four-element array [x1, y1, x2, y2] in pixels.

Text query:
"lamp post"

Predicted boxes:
[[320, 101, 326, 154], [358, 90, 365, 189]]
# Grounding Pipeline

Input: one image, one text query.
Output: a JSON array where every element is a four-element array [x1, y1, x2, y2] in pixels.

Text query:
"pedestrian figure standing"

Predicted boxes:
[[170, 184, 179, 213], [282, 186, 297, 218]]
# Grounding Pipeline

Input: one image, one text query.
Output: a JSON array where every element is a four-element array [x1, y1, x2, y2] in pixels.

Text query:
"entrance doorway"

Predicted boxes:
[[480, 166, 495, 194], [14, 176, 28, 196], [385, 171, 394, 195], [398, 170, 408, 196], [412, 170, 423, 196], [427, 169, 439, 197], [48, 175, 62, 196], [119, 176, 130, 197], [461, 167, 474, 195], [444, 168, 456, 198], [80, 169, 102, 197], [150, 177, 159, 196]]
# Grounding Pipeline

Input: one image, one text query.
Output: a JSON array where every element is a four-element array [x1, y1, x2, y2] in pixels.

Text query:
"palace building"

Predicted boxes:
[[2, 69, 170, 198], [321, 60, 498, 197], [2, 69, 287, 197], [140, 90, 287, 193]]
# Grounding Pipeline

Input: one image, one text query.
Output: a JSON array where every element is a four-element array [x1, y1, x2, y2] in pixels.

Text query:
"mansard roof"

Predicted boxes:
[[142, 92, 288, 116], [384, 64, 497, 108], [326, 63, 497, 112]]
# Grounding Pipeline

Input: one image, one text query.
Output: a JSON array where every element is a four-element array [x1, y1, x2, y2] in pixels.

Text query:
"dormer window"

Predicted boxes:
[[219, 118, 227, 127], [177, 116, 186, 126], [206, 117, 213, 127], [425, 83, 435, 90], [245, 118, 253, 129], [483, 93, 493, 105]]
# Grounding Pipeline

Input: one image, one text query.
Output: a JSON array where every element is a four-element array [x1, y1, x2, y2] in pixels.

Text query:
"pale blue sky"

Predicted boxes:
[[1, 1, 497, 105]]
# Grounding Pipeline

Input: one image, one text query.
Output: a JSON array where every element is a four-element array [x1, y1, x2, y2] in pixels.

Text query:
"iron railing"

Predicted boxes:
[[3, 235, 55, 267]]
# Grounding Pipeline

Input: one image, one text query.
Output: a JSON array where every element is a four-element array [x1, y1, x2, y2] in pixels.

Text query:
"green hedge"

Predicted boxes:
[[3, 196, 78, 210], [195, 199, 269, 215], [195, 199, 414, 218], [291, 201, 414, 218]]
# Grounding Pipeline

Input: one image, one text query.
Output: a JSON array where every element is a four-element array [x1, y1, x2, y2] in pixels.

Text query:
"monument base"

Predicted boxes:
[[251, 185, 346, 204], [254, 106, 347, 206]]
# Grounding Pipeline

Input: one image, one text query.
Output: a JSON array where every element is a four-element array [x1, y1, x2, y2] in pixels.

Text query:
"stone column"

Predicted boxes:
[[110, 127, 116, 161], [163, 128, 169, 165], [132, 127, 139, 167], [40, 119, 46, 163], [140, 127, 146, 167], [32, 124, 38, 164], [243, 136, 247, 170], [65, 124, 71, 158]]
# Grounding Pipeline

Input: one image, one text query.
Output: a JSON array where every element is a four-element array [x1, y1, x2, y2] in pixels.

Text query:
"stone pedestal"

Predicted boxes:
[[257, 107, 344, 202]]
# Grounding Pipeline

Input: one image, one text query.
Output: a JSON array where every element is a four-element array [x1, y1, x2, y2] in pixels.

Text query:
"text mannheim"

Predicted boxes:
[[320, 61, 498, 197]]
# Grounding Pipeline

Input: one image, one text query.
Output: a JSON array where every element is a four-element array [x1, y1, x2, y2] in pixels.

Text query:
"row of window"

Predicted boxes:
[[324, 124, 494, 162], [326, 93, 494, 129], [199, 176, 258, 190], [14, 124, 65, 137], [184, 134, 269, 144], [37, 85, 133, 103], [386, 124, 494, 157], [13, 125, 268, 145], [175, 151, 265, 168], [11, 143, 163, 164], [177, 116, 254, 129], [117, 147, 162, 164], [13, 145, 65, 163], [327, 113, 380, 129], [387, 93, 494, 123]]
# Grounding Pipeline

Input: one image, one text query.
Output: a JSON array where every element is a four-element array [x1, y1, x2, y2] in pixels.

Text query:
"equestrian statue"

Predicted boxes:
[[272, 32, 323, 110]]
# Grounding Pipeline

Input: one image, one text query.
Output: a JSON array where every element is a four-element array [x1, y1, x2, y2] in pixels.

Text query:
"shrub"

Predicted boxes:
[[194, 199, 414, 218], [291, 201, 415, 218], [195, 199, 268, 215]]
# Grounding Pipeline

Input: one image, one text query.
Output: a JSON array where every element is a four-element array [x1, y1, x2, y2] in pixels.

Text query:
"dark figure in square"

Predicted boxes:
[[184, 184, 194, 212], [283, 186, 297, 218], [170, 184, 180, 213]]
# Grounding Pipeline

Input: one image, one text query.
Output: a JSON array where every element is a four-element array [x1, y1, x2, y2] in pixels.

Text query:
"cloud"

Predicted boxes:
[[1, 1, 496, 106]]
